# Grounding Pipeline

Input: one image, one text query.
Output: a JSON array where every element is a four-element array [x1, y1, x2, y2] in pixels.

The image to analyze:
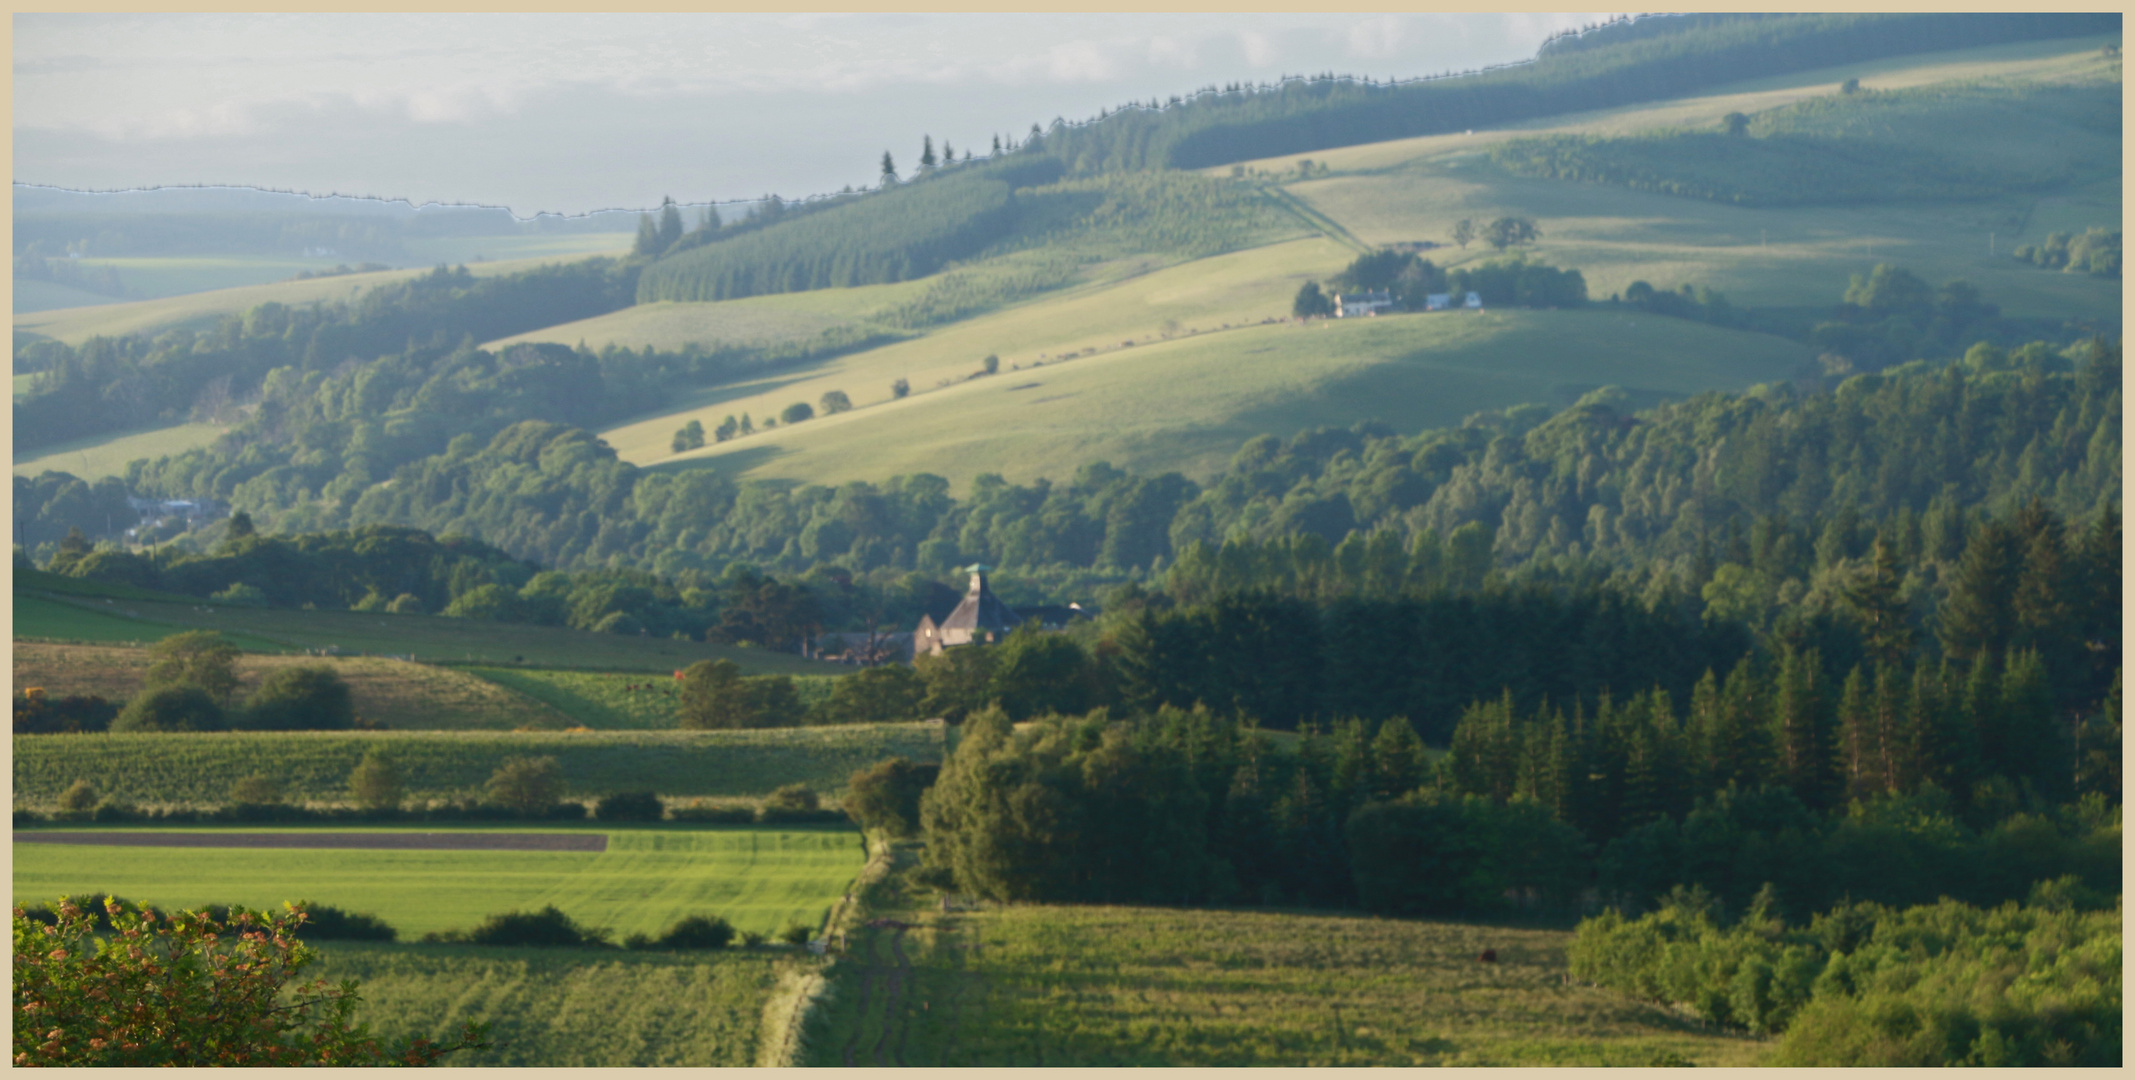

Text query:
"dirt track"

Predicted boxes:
[[13, 831, 607, 852]]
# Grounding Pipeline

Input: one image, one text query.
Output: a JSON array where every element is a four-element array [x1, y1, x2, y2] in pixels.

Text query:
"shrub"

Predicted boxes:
[[289, 902, 397, 943], [819, 390, 852, 415], [634, 914, 736, 950], [775, 920, 815, 945], [239, 666, 355, 731], [230, 774, 285, 806], [12, 897, 488, 1065], [458, 905, 611, 948], [764, 783, 819, 813], [56, 779, 99, 815], [484, 755, 564, 816], [595, 791, 665, 822], [891, 378, 910, 399], [112, 685, 227, 733], [209, 583, 268, 606], [780, 402, 814, 425], [669, 803, 756, 824], [145, 631, 241, 702], [13, 690, 116, 734], [346, 751, 406, 812], [844, 757, 941, 837]]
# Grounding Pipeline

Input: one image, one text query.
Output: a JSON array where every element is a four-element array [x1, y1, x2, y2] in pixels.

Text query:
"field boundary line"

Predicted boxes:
[[764, 831, 891, 1067]]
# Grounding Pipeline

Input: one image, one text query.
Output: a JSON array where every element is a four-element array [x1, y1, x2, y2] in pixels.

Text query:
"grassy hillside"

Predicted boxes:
[[12, 824, 862, 940], [317, 944, 785, 1067], [11, 723, 948, 807], [1255, 36, 2121, 320], [485, 287, 924, 353], [14, 585, 845, 676], [623, 307, 1808, 489], [12, 421, 228, 481], [13, 248, 626, 347], [463, 667, 838, 731], [14, 642, 568, 731]]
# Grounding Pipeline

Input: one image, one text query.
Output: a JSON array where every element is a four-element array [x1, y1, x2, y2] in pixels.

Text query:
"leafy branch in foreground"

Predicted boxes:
[[13, 896, 488, 1067]]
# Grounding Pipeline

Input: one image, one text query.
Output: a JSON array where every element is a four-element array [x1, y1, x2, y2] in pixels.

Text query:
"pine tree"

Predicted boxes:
[[656, 196, 684, 251], [1368, 716, 1427, 800], [1937, 518, 2022, 665], [1960, 656, 2003, 782], [991, 134, 1001, 156], [1871, 662, 1907, 795], [920, 135, 937, 170], [1835, 665, 1874, 801], [1685, 668, 1723, 794], [632, 213, 660, 256], [1717, 656, 1771, 789], [1844, 537, 1913, 666], [1999, 648, 2062, 797], [1770, 647, 1826, 806], [879, 151, 898, 186]]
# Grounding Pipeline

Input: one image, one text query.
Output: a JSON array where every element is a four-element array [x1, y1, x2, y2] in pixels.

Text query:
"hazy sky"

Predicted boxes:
[[15, 13, 1616, 217]]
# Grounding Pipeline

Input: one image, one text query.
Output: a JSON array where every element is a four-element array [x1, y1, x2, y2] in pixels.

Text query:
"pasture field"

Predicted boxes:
[[13, 250, 616, 347], [12, 593, 285, 651], [1258, 36, 2121, 320], [13, 642, 563, 731], [599, 235, 1355, 471], [633, 306, 1808, 489], [12, 723, 948, 806], [11, 421, 228, 481], [11, 825, 863, 940], [484, 285, 927, 353], [312, 943, 787, 1067], [64, 255, 368, 301], [14, 587, 845, 675], [803, 849, 1762, 1067], [13, 279, 115, 314], [464, 666, 842, 730], [397, 231, 634, 268]]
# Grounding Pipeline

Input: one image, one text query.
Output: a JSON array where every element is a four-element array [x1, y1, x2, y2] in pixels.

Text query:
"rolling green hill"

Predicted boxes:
[[13, 247, 627, 347], [13, 422, 229, 481], [620, 306, 1808, 490], [1250, 35, 2120, 320]]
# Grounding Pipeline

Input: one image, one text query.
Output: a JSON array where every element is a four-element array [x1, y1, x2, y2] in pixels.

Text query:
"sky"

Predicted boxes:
[[14, 13, 1618, 217]]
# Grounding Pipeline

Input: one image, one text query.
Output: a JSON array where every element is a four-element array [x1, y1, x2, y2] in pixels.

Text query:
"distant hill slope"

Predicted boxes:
[[1036, 13, 2117, 172], [628, 308, 1810, 489]]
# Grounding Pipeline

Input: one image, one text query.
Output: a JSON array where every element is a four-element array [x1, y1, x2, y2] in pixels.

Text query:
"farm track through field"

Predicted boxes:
[[839, 932, 879, 1067], [880, 926, 912, 1066], [11, 830, 607, 851]]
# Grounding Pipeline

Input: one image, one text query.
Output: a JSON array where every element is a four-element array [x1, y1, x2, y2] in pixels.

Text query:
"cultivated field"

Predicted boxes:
[[465, 666, 842, 730], [628, 306, 1807, 489], [12, 723, 948, 807], [14, 641, 565, 731], [14, 586, 846, 675], [1258, 36, 2121, 320], [13, 249, 622, 347], [12, 422, 229, 481], [314, 943, 787, 1066], [484, 284, 930, 353], [803, 849, 1762, 1067], [12, 825, 864, 940]]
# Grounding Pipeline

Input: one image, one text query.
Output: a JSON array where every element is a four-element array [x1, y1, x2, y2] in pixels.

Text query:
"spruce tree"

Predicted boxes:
[[655, 196, 684, 251], [632, 213, 660, 256], [1770, 647, 1826, 806], [1685, 668, 1723, 794], [1871, 662, 1907, 795], [1368, 716, 1427, 800], [1843, 537, 1913, 666], [1937, 518, 2022, 664], [1835, 665, 1874, 802], [1999, 648, 2062, 798], [920, 135, 937, 170], [879, 151, 898, 186]]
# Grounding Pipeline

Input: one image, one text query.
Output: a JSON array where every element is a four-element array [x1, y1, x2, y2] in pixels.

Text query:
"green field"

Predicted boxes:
[[13, 278, 117, 314], [14, 642, 567, 731], [12, 824, 863, 940], [12, 421, 229, 481], [12, 250, 620, 347], [625, 306, 1807, 489], [801, 847, 1762, 1067], [312, 943, 787, 1066], [14, 587, 845, 675], [12, 593, 286, 651], [12, 723, 947, 807], [484, 285, 928, 353], [465, 666, 840, 730], [1258, 36, 2121, 320]]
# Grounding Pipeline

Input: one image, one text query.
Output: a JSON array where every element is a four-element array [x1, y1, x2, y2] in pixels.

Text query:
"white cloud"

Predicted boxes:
[[1046, 40, 1118, 83], [1344, 15, 1407, 61], [1237, 30, 1276, 67]]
